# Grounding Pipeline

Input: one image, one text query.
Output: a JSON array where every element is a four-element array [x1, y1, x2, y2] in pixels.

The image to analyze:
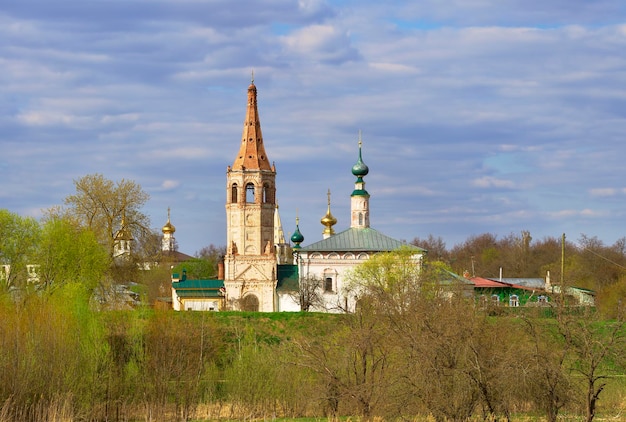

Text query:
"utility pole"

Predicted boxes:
[[561, 233, 565, 285]]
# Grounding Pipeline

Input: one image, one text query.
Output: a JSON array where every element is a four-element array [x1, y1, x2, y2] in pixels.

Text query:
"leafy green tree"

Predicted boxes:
[[0, 209, 40, 292], [34, 216, 110, 292], [173, 257, 217, 280]]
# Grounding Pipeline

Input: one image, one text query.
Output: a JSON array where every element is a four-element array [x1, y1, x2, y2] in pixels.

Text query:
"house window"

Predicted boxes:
[[509, 295, 519, 307], [491, 294, 500, 304], [324, 277, 333, 292], [246, 183, 255, 203], [538, 295, 549, 304]]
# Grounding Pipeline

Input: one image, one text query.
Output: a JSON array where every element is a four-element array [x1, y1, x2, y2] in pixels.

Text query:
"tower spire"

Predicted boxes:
[[232, 79, 272, 171]]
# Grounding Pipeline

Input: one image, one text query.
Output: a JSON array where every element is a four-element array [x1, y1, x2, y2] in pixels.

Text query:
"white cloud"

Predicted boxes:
[[161, 180, 180, 191], [281, 24, 359, 63], [472, 176, 516, 189], [589, 188, 617, 197]]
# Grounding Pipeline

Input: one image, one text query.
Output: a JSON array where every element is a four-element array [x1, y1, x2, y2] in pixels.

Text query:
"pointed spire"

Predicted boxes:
[[232, 78, 272, 171], [274, 203, 286, 245], [321, 189, 337, 238]]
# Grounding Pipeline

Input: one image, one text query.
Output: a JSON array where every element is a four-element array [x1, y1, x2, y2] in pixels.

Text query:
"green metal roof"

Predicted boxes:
[[300, 227, 426, 253], [172, 279, 225, 298], [276, 264, 299, 292]]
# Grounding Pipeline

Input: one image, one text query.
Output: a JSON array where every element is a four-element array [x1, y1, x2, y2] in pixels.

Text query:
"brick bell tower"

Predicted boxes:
[[223, 78, 278, 312]]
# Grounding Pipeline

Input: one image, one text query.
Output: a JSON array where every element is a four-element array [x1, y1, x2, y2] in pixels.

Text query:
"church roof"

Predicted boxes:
[[300, 227, 425, 253]]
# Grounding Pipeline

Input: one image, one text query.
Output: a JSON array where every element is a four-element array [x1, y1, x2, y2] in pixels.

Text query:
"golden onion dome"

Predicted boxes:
[[321, 210, 337, 228], [162, 221, 175, 234], [320, 189, 337, 235], [162, 207, 176, 234]]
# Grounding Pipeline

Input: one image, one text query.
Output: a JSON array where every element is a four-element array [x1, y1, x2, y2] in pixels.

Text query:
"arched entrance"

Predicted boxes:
[[240, 294, 259, 311]]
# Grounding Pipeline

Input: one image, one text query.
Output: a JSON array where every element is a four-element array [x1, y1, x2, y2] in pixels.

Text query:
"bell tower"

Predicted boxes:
[[224, 78, 278, 312]]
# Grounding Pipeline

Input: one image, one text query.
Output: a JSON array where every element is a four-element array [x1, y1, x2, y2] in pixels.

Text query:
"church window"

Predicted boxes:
[[358, 213, 363, 225], [231, 184, 238, 203], [324, 277, 333, 292], [263, 183, 271, 203], [246, 183, 255, 203]]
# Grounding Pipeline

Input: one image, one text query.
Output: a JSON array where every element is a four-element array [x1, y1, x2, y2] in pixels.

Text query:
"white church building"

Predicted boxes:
[[171, 80, 425, 312]]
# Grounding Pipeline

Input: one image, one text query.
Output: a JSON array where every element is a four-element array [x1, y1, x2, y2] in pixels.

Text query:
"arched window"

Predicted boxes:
[[231, 183, 238, 203], [509, 295, 519, 307], [263, 183, 269, 203], [358, 213, 363, 225], [246, 183, 255, 203]]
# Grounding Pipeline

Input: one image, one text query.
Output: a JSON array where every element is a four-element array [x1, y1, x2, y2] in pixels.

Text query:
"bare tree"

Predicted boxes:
[[521, 313, 573, 422], [61, 173, 151, 258], [557, 304, 625, 422], [289, 276, 325, 312]]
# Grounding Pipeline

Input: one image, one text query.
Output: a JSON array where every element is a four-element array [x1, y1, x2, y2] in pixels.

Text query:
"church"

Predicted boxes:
[[170, 79, 425, 312]]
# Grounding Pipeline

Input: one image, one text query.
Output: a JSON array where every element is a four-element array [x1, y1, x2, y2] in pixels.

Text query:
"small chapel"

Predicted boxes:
[[170, 79, 425, 312]]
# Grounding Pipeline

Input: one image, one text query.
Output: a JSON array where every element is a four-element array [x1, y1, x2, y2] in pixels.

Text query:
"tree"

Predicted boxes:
[[173, 257, 218, 280], [556, 305, 625, 422], [196, 244, 226, 263], [34, 216, 110, 292], [411, 234, 449, 262], [289, 275, 325, 312], [0, 209, 40, 292], [521, 314, 573, 422], [61, 174, 150, 258]]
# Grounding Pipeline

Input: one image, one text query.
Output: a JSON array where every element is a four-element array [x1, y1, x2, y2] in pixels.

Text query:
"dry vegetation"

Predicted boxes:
[[0, 263, 624, 422]]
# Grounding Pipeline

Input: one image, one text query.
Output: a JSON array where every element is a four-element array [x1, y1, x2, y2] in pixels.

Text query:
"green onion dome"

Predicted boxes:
[[351, 141, 369, 177]]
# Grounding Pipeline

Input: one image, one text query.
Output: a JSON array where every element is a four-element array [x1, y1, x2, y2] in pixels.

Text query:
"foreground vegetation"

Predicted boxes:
[[0, 277, 624, 422]]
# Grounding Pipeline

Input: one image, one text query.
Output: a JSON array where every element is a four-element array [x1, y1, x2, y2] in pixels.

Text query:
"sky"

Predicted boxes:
[[2, 0, 626, 255]]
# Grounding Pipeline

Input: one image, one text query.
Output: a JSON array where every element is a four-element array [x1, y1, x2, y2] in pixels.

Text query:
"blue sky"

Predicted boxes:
[[2, 0, 626, 255]]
